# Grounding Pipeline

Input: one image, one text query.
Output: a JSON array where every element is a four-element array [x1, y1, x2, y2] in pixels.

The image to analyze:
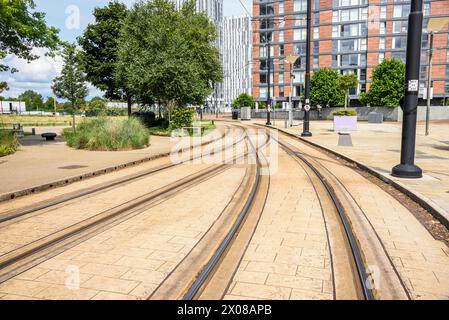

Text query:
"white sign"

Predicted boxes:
[[304, 105, 311, 112], [408, 80, 419, 92], [423, 88, 434, 100]]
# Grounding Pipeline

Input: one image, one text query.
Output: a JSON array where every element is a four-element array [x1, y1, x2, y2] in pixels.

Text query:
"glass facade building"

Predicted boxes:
[[252, 0, 449, 104]]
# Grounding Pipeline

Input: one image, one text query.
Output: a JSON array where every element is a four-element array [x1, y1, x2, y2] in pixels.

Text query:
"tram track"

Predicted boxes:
[[263, 125, 410, 300], [0, 124, 252, 284], [0, 125, 239, 224]]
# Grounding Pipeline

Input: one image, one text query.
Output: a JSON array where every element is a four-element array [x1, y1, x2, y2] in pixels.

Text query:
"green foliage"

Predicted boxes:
[[44, 97, 57, 112], [0, 82, 9, 94], [170, 107, 194, 130], [0, 0, 60, 73], [232, 93, 255, 109], [332, 109, 358, 116], [339, 73, 359, 108], [78, 1, 132, 112], [63, 117, 149, 151], [0, 130, 19, 157], [19, 90, 44, 111], [53, 44, 89, 128], [310, 68, 345, 107], [116, 0, 223, 115], [360, 58, 405, 108]]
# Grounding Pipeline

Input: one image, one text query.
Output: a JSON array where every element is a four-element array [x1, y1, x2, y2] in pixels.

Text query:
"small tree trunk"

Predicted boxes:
[[345, 92, 348, 109], [127, 95, 132, 117], [72, 102, 76, 132]]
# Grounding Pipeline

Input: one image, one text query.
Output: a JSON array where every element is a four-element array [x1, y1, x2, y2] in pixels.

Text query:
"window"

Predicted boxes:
[[260, 4, 274, 16], [392, 36, 407, 50], [340, 39, 357, 52], [379, 22, 386, 35], [379, 52, 385, 63], [260, 87, 267, 99], [393, 5, 410, 18], [260, 46, 267, 58], [279, 31, 284, 43], [379, 37, 385, 50], [313, 27, 319, 40], [279, 73, 284, 84], [294, 43, 306, 55], [360, 38, 367, 51], [380, 6, 386, 19], [295, 14, 306, 26], [279, 1, 284, 14], [393, 21, 408, 34], [341, 54, 359, 67], [294, 29, 306, 41], [279, 44, 285, 56], [260, 74, 267, 84], [294, 0, 307, 11]]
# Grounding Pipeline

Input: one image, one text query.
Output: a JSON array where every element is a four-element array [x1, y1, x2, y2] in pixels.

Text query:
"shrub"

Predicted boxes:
[[0, 130, 19, 157], [232, 93, 255, 109], [311, 68, 345, 107], [63, 117, 149, 151], [170, 107, 194, 130], [132, 111, 157, 127], [360, 58, 405, 108], [332, 109, 357, 116]]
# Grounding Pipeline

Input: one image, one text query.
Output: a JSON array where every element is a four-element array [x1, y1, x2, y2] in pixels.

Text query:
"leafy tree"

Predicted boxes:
[[78, 1, 134, 115], [44, 96, 57, 112], [338, 73, 359, 109], [0, 0, 60, 73], [0, 81, 9, 94], [116, 0, 223, 122], [360, 58, 405, 108], [19, 90, 43, 111], [310, 68, 345, 107], [232, 93, 255, 109], [53, 44, 89, 130]]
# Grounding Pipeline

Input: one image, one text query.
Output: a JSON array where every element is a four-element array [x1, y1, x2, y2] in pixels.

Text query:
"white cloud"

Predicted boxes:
[[0, 48, 101, 100]]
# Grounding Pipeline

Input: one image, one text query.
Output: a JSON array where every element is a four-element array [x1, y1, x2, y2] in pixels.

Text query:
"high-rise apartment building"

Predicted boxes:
[[223, 16, 253, 110], [174, 0, 225, 109], [252, 0, 449, 105]]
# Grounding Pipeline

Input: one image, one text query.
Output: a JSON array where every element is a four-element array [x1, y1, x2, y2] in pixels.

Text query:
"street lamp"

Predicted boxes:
[[285, 55, 301, 128], [301, 0, 313, 137], [392, 0, 424, 179], [266, 39, 272, 126], [424, 17, 449, 136]]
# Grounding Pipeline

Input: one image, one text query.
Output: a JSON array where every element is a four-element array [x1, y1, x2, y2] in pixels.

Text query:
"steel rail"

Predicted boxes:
[[0, 125, 244, 224], [183, 129, 268, 300], [272, 134, 373, 300]]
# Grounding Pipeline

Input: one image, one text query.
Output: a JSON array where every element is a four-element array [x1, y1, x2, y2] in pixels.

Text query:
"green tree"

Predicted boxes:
[[232, 93, 255, 109], [78, 1, 134, 115], [360, 58, 405, 108], [310, 68, 345, 107], [53, 44, 89, 130], [0, 81, 9, 94], [44, 96, 57, 112], [0, 0, 60, 73], [19, 90, 43, 111], [338, 73, 359, 109], [116, 0, 223, 122]]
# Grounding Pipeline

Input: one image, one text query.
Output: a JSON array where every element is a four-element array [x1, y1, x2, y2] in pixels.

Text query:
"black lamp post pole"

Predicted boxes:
[[266, 39, 272, 126], [302, 0, 312, 137], [392, 0, 423, 178]]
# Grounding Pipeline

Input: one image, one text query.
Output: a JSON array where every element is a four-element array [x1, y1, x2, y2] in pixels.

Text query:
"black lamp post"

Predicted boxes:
[[301, 0, 312, 137], [392, 0, 424, 178], [266, 39, 272, 126]]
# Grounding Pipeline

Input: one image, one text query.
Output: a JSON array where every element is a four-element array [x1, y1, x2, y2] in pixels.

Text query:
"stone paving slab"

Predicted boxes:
[[0, 125, 223, 197], [257, 120, 449, 225], [0, 167, 247, 300]]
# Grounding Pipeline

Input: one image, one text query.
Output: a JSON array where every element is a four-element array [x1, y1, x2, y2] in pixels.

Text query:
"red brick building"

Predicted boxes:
[[252, 0, 449, 105]]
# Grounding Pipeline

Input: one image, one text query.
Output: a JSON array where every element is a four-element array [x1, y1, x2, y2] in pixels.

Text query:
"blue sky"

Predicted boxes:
[[1, 0, 252, 99]]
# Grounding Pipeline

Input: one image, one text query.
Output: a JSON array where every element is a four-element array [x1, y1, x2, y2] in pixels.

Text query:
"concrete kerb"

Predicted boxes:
[[0, 131, 225, 203], [258, 123, 449, 230]]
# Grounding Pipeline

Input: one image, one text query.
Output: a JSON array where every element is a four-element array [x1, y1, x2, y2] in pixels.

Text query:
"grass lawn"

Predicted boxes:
[[0, 130, 19, 157], [63, 117, 150, 151], [149, 121, 217, 137], [0, 115, 127, 127]]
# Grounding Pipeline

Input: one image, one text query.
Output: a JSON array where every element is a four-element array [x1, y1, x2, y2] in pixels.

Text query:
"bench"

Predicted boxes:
[[41, 133, 57, 141], [0, 122, 24, 137]]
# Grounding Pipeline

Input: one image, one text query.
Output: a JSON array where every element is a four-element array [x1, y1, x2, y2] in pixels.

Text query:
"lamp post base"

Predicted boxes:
[[301, 131, 312, 137], [266, 122, 272, 126], [392, 164, 423, 179]]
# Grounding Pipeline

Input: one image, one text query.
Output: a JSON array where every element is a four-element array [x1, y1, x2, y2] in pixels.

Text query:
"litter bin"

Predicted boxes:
[[232, 110, 239, 120]]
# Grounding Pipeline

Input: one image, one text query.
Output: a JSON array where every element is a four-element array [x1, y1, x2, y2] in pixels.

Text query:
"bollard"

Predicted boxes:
[[32, 128, 36, 136]]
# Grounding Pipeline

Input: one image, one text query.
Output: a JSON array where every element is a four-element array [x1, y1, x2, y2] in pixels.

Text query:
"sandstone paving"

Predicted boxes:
[[0, 167, 247, 300], [224, 148, 334, 300], [277, 130, 449, 300]]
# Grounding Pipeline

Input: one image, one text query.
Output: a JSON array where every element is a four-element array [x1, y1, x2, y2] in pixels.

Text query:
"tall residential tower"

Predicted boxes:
[[252, 0, 449, 105]]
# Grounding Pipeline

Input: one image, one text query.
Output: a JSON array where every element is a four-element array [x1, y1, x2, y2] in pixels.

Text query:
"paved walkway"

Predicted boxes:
[[0, 126, 220, 196], [255, 120, 449, 219]]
